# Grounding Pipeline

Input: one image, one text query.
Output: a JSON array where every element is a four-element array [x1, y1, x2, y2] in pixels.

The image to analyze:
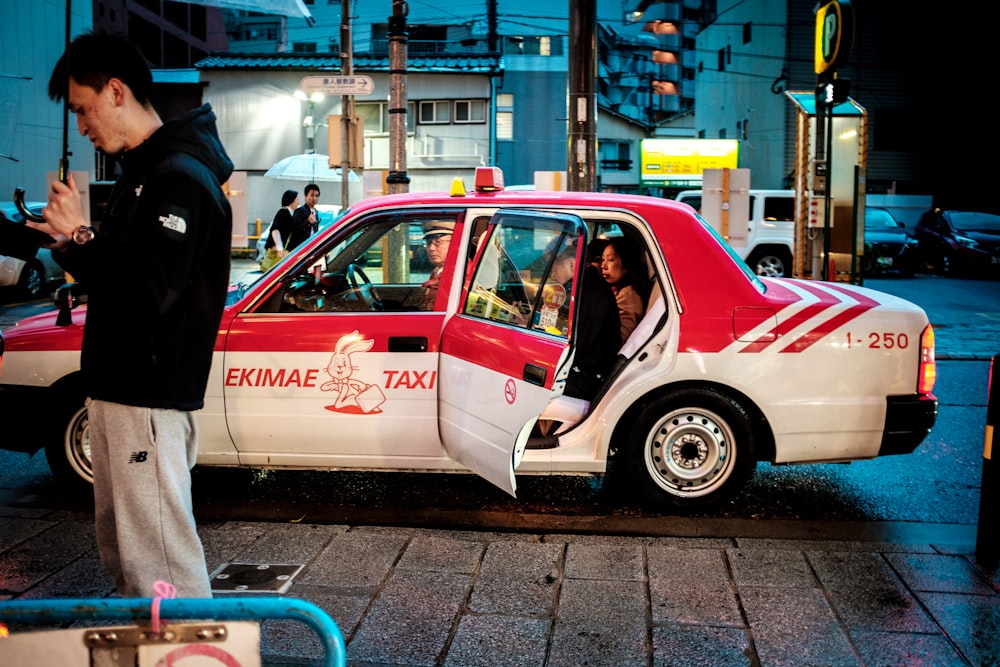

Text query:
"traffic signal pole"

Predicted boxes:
[[813, 0, 854, 281]]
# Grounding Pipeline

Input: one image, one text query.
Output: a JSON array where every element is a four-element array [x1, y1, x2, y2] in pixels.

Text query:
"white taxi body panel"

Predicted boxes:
[[0, 171, 937, 508]]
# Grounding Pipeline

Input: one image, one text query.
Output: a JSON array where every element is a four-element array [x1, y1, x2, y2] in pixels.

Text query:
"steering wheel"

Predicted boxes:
[[346, 263, 383, 311]]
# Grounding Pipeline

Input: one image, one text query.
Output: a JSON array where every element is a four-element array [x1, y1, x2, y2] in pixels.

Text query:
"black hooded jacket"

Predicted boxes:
[[55, 104, 234, 410]]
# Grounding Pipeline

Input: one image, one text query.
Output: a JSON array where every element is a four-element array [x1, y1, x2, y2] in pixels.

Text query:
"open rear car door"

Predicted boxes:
[[438, 209, 588, 495]]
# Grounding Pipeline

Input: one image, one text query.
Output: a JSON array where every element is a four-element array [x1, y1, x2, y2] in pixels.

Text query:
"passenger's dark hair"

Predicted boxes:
[[587, 237, 609, 265], [304, 183, 321, 196], [606, 236, 650, 299], [48, 30, 154, 107]]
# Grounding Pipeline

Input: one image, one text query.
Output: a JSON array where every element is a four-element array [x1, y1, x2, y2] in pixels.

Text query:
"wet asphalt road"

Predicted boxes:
[[0, 269, 995, 530]]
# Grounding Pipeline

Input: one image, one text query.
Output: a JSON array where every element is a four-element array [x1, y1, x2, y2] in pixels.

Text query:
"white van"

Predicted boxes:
[[675, 189, 795, 277]]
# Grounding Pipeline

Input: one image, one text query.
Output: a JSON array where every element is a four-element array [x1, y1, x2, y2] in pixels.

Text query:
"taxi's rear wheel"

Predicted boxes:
[[44, 403, 94, 490], [627, 388, 755, 510]]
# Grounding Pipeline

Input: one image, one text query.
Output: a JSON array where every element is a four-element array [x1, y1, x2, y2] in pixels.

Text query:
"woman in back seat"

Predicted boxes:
[[600, 236, 648, 344]]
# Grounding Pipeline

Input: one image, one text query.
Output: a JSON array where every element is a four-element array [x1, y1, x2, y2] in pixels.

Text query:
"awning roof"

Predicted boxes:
[[785, 91, 866, 116], [196, 53, 503, 75]]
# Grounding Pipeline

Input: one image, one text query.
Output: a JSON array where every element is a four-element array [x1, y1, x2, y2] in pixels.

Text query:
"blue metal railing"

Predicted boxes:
[[0, 596, 346, 667]]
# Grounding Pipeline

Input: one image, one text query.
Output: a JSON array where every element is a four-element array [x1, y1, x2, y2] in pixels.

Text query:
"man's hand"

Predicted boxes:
[[34, 173, 87, 247]]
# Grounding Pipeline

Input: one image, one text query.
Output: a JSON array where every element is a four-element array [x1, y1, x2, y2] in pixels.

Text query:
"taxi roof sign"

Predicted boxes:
[[475, 166, 505, 192]]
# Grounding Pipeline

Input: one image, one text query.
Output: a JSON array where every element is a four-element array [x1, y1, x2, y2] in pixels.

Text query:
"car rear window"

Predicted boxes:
[[694, 215, 766, 294]]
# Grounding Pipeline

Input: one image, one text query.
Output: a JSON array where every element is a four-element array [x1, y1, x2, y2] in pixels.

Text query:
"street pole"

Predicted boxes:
[[340, 0, 352, 209], [387, 0, 410, 194], [976, 354, 999, 566], [567, 0, 596, 192]]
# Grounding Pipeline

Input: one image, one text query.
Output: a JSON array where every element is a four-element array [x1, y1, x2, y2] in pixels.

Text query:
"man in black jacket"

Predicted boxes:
[[289, 182, 320, 249], [34, 31, 233, 598]]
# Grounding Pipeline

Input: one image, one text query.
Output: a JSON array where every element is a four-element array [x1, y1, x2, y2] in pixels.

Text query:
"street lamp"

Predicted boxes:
[[294, 89, 325, 153]]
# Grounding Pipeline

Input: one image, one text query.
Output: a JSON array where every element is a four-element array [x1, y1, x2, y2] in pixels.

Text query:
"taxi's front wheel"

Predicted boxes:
[[626, 388, 756, 510]]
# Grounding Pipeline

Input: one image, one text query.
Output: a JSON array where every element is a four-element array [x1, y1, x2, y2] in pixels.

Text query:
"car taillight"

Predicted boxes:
[[918, 324, 936, 394]]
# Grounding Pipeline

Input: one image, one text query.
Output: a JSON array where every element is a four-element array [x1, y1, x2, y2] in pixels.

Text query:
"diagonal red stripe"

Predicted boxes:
[[780, 284, 879, 353], [739, 282, 839, 353]]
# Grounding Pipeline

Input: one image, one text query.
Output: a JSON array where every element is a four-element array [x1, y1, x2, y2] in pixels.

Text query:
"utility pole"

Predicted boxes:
[[567, 0, 597, 192], [387, 0, 410, 194], [340, 0, 352, 209]]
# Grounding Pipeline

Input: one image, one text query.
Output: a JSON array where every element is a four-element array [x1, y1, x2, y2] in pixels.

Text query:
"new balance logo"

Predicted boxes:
[[128, 451, 148, 464]]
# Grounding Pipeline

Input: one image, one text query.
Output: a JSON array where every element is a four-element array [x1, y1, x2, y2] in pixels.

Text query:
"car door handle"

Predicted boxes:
[[523, 363, 546, 386], [388, 336, 428, 352]]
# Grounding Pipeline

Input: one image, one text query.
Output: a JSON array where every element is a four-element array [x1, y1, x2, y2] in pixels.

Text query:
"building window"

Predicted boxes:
[[454, 100, 486, 123], [357, 101, 415, 134], [743, 22, 752, 44], [292, 41, 317, 53], [497, 112, 513, 140], [496, 93, 514, 141], [599, 141, 631, 171], [718, 128, 727, 139], [738, 118, 749, 140], [717, 47, 726, 71], [504, 35, 563, 56], [418, 100, 450, 124]]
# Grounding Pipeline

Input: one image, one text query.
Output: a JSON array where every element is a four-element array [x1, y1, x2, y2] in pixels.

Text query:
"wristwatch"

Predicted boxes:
[[72, 225, 95, 245]]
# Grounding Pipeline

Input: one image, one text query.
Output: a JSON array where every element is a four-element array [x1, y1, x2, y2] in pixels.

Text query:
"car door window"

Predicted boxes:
[[276, 213, 461, 313], [463, 212, 581, 336]]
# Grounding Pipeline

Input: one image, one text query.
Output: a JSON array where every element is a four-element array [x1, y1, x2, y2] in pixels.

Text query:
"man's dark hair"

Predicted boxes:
[[304, 183, 320, 196], [48, 30, 154, 106]]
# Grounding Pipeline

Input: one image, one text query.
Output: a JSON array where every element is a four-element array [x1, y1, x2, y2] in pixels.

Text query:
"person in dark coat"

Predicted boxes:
[[34, 30, 233, 599], [265, 189, 299, 253], [289, 182, 320, 249], [548, 241, 621, 401]]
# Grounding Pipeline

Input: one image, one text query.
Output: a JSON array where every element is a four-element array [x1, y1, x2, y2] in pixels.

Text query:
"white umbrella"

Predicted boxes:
[[185, 0, 313, 24], [264, 153, 360, 183]]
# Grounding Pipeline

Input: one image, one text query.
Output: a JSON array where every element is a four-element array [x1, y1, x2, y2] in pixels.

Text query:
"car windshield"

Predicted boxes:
[[950, 211, 1000, 233], [866, 208, 900, 229]]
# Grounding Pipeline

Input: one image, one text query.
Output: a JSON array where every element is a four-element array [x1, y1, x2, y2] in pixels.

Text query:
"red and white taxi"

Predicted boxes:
[[0, 168, 938, 509]]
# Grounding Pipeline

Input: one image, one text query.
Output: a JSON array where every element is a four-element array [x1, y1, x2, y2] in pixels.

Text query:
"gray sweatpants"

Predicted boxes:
[[88, 398, 212, 598]]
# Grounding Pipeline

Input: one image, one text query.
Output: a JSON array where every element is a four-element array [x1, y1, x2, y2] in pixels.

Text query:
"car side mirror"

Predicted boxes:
[[53, 283, 87, 327]]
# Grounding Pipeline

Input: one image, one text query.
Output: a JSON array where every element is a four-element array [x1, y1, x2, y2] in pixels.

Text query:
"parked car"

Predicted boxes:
[[862, 206, 918, 277], [914, 209, 1000, 277], [675, 189, 795, 277], [0, 168, 938, 510], [0, 201, 65, 300]]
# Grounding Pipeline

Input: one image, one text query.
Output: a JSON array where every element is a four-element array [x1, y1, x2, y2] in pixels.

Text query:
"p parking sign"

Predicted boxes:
[[815, 0, 854, 77]]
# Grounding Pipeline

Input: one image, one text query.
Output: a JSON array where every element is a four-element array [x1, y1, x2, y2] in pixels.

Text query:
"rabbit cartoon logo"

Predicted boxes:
[[321, 331, 386, 414]]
